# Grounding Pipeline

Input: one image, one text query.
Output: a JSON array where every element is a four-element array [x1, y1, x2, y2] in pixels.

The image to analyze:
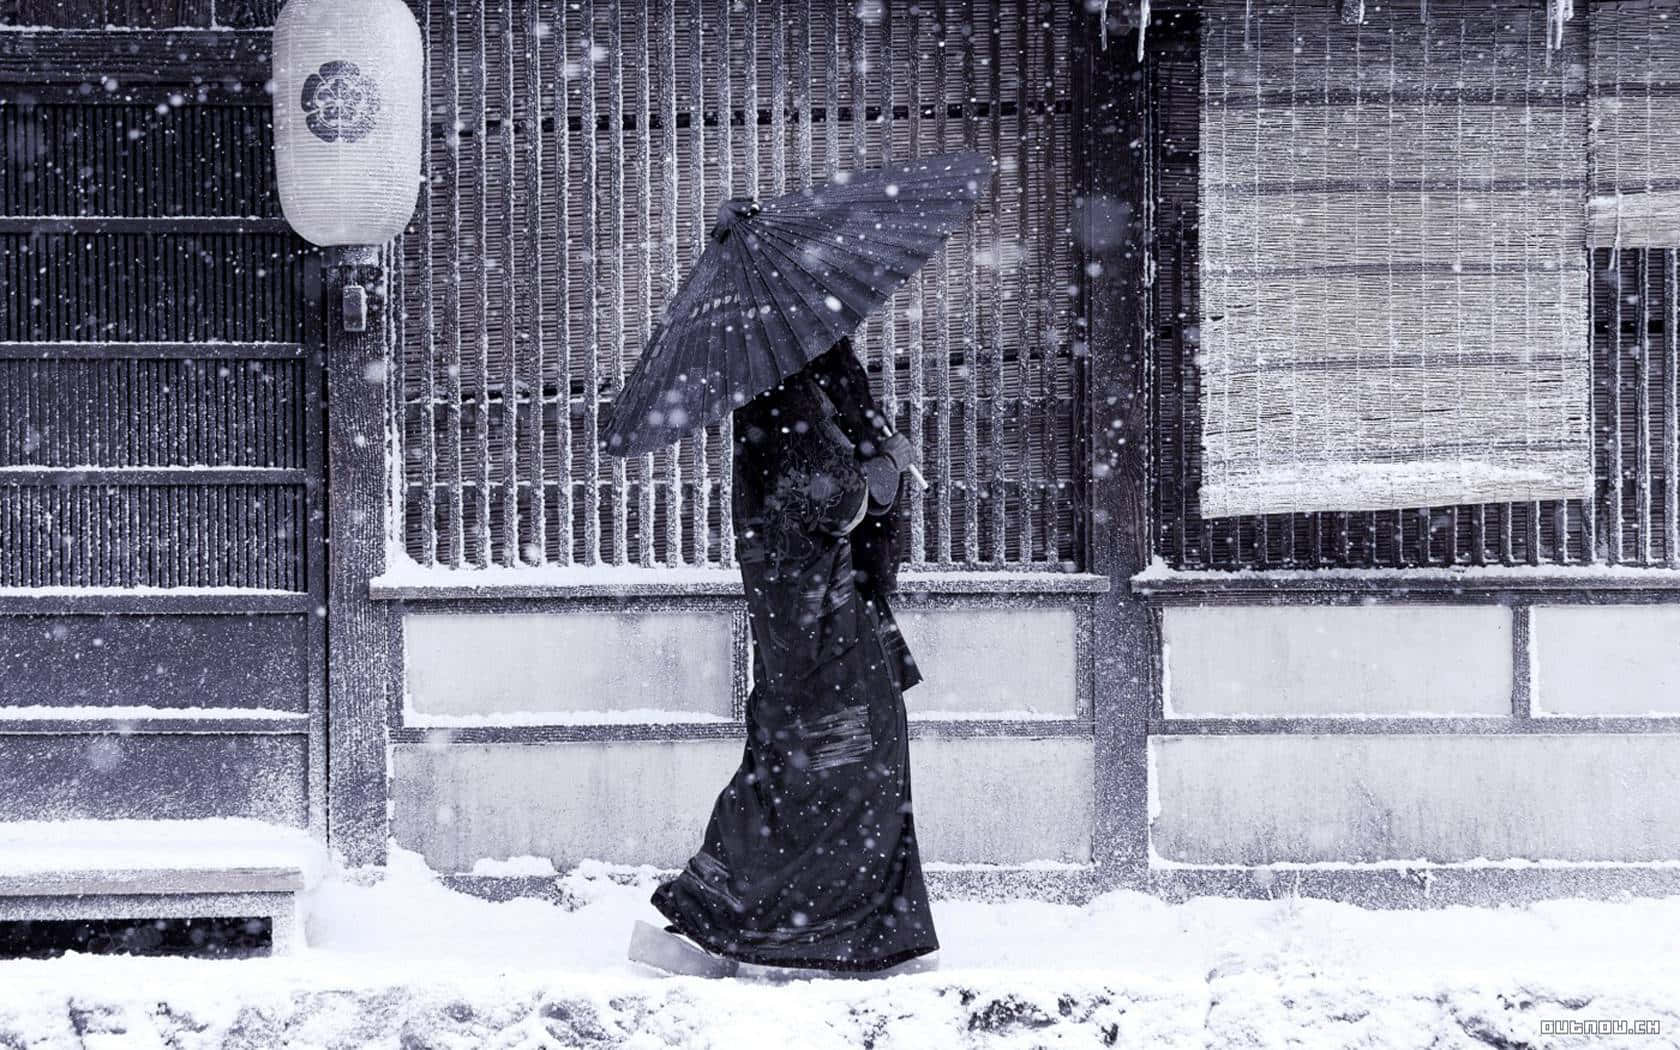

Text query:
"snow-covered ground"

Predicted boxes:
[[3, 847, 1679, 1048]]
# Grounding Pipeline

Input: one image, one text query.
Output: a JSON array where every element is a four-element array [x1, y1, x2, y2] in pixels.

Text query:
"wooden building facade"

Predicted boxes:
[[2, 0, 1678, 907]]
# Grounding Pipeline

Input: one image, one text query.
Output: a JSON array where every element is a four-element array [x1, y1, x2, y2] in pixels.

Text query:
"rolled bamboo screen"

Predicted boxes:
[[1197, 0, 1594, 518]]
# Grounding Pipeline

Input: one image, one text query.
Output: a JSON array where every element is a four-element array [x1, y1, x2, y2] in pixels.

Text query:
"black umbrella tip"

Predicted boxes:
[[710, 197, 762, 244]]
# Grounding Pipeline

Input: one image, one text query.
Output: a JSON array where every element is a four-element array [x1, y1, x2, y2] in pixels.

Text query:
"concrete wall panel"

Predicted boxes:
[[897, 607, 1079, 718], [1163, 605, 1513, 717], [1532, 605, 1680, 716], [1151, 733, 1680, 864], [403, 611, 734, 721], [392, 736, 1094, 871]]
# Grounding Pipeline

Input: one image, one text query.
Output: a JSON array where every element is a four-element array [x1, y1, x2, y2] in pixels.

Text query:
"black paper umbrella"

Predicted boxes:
[[603, 150, 992, 458]]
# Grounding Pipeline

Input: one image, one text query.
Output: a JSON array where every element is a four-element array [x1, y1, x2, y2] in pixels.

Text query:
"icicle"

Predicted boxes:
[[1100, 0, 1109, 51], [1341, 0, 1365, 26], [1547, 0, 1575, 52], [1420, 0, 1428, 24], [1136, 0, 1150, 61]]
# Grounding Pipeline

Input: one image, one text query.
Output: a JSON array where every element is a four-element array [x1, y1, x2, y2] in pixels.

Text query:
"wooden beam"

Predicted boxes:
[[0, 29, 270, 82], [1077, 2, 1156, 889], [325, 248, 394, 867]]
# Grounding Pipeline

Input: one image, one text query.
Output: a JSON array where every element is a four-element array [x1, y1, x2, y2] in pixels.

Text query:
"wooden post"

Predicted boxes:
[[325, 244, 392, 867], [1078, 11, 1156, 888]]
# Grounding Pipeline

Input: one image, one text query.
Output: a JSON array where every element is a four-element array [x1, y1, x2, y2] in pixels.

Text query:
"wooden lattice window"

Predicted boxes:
[[1148, 2, 1680, 570], [394, 0, 1083, 572], [0, 88, 314, 591]]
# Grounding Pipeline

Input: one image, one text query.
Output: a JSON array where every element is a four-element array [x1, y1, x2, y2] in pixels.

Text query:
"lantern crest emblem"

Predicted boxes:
[[300, 60, 381, 143]]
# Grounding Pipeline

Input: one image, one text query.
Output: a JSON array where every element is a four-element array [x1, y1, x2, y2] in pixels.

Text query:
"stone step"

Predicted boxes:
[[0, 818, 325, 955]]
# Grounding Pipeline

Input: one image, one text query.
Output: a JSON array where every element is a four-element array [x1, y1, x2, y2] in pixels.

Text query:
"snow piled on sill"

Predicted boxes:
[[1133, 554, 1680, 584], [400, 706, 732, 727], [0, 817, 326, 883]]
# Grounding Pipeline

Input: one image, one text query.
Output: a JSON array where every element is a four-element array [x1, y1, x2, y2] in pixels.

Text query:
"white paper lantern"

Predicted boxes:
[[272, 0, 423, 247]]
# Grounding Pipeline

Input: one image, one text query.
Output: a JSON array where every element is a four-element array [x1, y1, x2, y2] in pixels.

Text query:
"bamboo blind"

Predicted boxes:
[[396, 0, 1080, 571], [1197, 0, 1593, 519], [1588, 0, 1680, 248], [1151, 5, 1680, 570]]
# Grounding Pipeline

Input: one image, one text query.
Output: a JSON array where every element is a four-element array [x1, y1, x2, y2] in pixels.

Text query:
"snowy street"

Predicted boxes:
[[2, 848, 1678, 1049], [7, 0, 1680, 1046]]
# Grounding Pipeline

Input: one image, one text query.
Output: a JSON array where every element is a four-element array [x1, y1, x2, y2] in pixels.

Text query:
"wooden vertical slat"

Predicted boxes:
[[1017, 0, 1036, 562], [444, 0, 467, 567], [553, 0, 576, 565], [1637, 247, 1653, 564], [771, 0, 787, 197], [1043, 0, 1062, 564], [661, 0, 682, 566], [1610, 242, 1625, 563], [905, 1, 927, 564], [715, 0, 735, 568], [1172, 208, 1190, 565], [878, 0, 897, 439], [523, 0, 546, 564], [1585, 247, 1599, 562], [1668, 251, 1679, 566], [933, 0, 954, 563], [797, 0, 813, 190], [849, 1, 871, 441], [499, 0, 520, 567], [689, 0, 709, 566], [745, 0, 760, 195], [608, 0, 629, 565], [636, 0, 656, 568], [825, 0, 839, 181], [961, 0, 981, 564], [988, 3, 1006, 564], [387, 236, 406, 580], [581, 0, 602, 565], [472, 0, 493, 567]]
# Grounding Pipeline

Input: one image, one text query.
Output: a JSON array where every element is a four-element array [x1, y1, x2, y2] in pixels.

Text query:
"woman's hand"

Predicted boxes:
[[859, 431, 916, 514]]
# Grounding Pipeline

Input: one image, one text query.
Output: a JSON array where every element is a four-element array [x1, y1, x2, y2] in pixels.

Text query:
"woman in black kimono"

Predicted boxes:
[[632, 337, 937, 977]]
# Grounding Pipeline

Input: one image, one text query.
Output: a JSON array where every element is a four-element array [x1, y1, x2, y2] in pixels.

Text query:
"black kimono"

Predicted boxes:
[[651, 340, 937, 972]]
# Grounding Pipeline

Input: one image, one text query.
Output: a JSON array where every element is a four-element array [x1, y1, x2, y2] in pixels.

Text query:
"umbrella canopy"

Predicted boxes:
[[603, 150, 993, 457]]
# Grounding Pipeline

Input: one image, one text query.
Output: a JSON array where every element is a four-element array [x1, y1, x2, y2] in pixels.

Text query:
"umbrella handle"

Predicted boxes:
[[906, 464, 930, 492]]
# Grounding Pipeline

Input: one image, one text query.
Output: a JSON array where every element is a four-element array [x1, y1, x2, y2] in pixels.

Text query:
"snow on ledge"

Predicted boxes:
[[0, 585, 298, 597], [371, 555, 1110, 599], [0, 818, 328, 886], [1132, 555, 1680, 591], [401, 706, 732, 728], [0, 705, 304, 722]]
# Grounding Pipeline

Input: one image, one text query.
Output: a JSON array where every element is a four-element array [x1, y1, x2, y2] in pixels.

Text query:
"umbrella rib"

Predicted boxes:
[[736, 229, 880, 342], [750, 208, 957, 265], [745, 220, 917, 308], [754, 204, 977, 244], [732, 235, 814, 382], [619, 258, 732, 452], [719, 231, 776, 409], [712, 233, 765, 420], [753, 216, 963, 264]]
